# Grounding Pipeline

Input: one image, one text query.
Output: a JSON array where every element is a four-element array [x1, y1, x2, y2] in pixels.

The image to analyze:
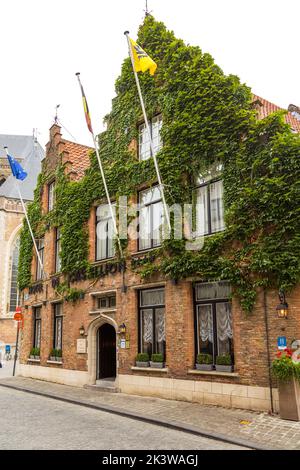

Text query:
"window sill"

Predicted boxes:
[[27, 358, 40, 363], [47, 360, 63, 365], [188, 369, 239, 377], [131, 366, 168, 373], [91, 258, 117, 266], [131, 247, 160, 257]]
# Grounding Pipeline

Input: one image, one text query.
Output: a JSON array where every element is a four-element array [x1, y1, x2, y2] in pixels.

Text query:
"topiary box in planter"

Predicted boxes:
[[215, 354, 233, 372], [196, 353, 213, 371], [135, 353, 150, 368], [150, 353, 164, 368], [215, 365, 233, 372]]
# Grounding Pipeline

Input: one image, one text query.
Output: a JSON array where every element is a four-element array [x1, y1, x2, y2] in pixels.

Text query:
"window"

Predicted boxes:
[[48, 181, 55, 211], [96, 204, 116, 260], [53, 303, 63, 351], [139, 186, 164, 251], [195, 164, 225, 236], [195, 281, 233, 367], [9, 237, 20, 312], [139, 114, 162, 161], [97, 294, 116, 310], [138, 288, 165, 357], [33, 307, 41, 349], [36, 238, 44, 281], [55, 228, 61, 273]]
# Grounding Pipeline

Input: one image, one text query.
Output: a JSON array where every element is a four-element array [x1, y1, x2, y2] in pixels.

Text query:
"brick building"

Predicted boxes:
[[0, 136, 43, 354], [17, 20, 300, 412]]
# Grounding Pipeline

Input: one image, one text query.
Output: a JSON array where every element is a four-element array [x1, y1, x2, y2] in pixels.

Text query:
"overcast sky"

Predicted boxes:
[[1, 0, 299, 149]]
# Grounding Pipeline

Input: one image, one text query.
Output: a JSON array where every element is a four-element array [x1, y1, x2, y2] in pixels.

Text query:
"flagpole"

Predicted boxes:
[[75, 73, 123, 258], [124, 31, 171, 233], [4, 147, 46, 279]]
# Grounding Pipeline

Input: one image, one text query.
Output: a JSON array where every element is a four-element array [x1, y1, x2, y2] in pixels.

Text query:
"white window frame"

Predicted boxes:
[[139, 114, 162, 161]]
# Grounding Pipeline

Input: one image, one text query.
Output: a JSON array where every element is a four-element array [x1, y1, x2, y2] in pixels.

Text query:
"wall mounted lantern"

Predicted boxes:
[[79, 325, 85, 336], [276, 290, 288, 319]]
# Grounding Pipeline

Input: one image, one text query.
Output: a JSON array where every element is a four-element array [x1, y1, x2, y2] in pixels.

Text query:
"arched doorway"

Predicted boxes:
[[97, 323, 116, 380]]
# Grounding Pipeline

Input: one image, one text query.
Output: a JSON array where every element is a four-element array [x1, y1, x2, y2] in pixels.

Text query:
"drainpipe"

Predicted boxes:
[[263, 288, 274, 414]]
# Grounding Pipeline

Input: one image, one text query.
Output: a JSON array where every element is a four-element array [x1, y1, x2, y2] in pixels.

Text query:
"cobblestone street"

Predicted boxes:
[[1, 377, 300, 449], [0, 386, 243, 450]]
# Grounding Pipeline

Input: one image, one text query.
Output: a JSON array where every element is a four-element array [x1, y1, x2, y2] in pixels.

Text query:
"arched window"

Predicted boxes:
[[9, 237, 20, 313]]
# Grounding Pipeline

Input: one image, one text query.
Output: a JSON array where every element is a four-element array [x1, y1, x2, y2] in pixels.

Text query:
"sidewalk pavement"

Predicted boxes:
[[0, 376, 299, 450]]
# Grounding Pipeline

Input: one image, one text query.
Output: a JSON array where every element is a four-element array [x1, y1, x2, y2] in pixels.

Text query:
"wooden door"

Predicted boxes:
[[98, 323, 116, 379]]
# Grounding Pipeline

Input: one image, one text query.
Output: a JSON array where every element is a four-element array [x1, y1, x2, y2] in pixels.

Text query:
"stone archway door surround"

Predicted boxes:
[[87, 314, 118, 386]]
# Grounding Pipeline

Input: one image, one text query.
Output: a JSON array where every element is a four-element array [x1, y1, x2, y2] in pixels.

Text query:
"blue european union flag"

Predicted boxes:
[[7, 153, 27, 181]]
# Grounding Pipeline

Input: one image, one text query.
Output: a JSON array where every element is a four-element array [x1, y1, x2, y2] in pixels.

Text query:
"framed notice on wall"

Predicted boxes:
[[77, 338, 87, 354]]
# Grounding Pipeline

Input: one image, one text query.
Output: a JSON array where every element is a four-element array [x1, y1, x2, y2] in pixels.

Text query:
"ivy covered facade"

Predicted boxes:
[[18, 17, 300, 412]]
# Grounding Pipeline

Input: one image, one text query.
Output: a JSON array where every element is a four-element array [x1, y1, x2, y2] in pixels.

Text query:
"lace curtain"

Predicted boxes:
[[155, 308, 165, 343], [142, 310, 153, 343], [216, 302, 233, 342], [198, 305, 213, 343], [210, 180, 225, 232]]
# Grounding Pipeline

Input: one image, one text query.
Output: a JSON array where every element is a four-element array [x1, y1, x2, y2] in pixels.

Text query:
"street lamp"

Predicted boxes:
[[276, 290, 288, 319]]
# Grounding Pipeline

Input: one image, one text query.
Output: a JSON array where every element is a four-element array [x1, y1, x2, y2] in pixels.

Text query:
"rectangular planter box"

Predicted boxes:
[[50, 356, 56, 361], [278, 378, 300, 421], [215, 365, 233, 372], [196, 364, 213, 371], [150, 362, 164, 369], [136, 362, 149, 368]]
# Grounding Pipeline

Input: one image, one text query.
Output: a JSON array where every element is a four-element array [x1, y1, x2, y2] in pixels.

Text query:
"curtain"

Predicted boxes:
[[141, 288, 165, 307], [152, 115, 162, 156], [216, 302, 233, 355], [139, 123, 151, 160], [196, 185, 209, 236], [155, 308, 165, 343], [210, 180, 225, 232], [198, 304, 213, 343], [142, 310, 153, 344]]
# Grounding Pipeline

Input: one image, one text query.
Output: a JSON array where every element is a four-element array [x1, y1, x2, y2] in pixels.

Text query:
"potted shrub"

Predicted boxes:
[[272, 348, 300, 421], [29, 348, 36, 360], [150, 353, 164, 369], [34, 347, 40, 360], [50, 348, 57, 361], [196, 353, 213, 371], [215, 354, 233, 372], [135, 353, 150, 368], [56, 349, 62, 362]]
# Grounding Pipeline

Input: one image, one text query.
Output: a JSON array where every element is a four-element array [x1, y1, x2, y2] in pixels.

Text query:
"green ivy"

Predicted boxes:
[[18, 16, 300, 313]]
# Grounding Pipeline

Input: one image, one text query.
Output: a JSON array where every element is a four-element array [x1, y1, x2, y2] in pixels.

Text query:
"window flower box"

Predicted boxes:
[[215, 354, 233, 372], [50, 348, 62, 362], [29, 347, 40, 360], [150, 353, 164, 369], [135, 353, 149, 368], [196, 353, 213, 371], [215, 365, 233, 372]]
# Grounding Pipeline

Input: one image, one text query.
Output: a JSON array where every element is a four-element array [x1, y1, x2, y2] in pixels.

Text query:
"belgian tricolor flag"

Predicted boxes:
[[76, 73, 93, 134]]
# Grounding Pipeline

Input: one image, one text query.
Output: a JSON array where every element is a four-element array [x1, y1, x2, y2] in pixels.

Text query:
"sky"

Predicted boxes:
[[1, 0, 299, 149]]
